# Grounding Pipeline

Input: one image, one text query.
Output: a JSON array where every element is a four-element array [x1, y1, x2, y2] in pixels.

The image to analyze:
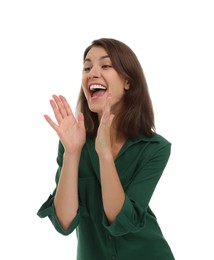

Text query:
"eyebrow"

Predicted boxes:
[[84, 55, 110, 63]]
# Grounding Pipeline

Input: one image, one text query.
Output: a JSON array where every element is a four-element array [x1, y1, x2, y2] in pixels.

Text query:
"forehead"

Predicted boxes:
[[84, 46, 110, 62]]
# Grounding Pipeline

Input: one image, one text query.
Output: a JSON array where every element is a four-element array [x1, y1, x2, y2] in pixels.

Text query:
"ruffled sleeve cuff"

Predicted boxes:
[[102, 194, 146, 237], [37, 194, 80, 236]]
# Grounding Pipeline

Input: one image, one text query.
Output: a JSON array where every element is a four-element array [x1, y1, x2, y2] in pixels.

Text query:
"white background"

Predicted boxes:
[[0, 0, 214, 259]]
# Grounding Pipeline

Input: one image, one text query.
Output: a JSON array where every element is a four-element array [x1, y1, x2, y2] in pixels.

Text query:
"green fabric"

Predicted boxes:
[[37, 133, 175, 260]]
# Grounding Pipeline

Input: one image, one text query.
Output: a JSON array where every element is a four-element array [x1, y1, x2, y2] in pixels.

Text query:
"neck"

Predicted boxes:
[[110, 127, 126, 146]]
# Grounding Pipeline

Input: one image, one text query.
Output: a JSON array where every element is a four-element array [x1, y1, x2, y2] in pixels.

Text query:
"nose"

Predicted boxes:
[[88, 65, 101, 79]]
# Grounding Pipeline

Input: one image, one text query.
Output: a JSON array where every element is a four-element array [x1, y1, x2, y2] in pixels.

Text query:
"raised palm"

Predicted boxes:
[[44, 95, 86, 153]]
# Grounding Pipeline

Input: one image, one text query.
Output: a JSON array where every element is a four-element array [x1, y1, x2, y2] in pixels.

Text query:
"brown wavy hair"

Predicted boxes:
[[76, 38, 155, 138]]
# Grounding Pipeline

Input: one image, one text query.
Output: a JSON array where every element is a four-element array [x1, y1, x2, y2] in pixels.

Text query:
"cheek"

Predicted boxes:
[[81, 74, 87, 86], [113, 86, 126, 99], [82, 87, 88, 100], [81, 77, 88, 96]]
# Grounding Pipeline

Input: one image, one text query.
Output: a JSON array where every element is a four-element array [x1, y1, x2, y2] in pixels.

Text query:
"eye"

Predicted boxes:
[[83, 67, 91, 72], [102, 65, 112, 69]]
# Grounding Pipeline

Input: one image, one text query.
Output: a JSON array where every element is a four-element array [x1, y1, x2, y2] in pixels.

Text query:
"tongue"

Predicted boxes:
[[92, 90, 106, 98]]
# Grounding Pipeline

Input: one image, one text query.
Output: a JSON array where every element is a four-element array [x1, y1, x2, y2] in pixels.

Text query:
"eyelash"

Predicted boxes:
[[83, 65, 112, 72], [102, 65, 112, 69], [83, 67, 91, 72]]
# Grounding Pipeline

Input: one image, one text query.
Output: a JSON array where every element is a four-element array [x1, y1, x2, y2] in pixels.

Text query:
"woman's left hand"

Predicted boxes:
[[95, 93, 114, 158]]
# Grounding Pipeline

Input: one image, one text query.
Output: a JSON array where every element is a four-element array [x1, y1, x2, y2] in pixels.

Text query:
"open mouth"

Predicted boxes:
[[89, 84, 107, 98]]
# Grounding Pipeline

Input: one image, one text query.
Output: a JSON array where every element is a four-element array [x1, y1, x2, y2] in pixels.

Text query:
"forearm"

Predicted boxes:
[[99, 154, 125, 223], [54, 152, 80, 230]]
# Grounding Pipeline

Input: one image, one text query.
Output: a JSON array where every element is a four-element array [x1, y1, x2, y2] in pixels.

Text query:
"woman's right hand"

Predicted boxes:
[[44, 95, 86, 154]]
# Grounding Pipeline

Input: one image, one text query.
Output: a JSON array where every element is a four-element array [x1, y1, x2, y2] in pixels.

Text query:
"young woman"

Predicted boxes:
[[37, 38, 175, 259]]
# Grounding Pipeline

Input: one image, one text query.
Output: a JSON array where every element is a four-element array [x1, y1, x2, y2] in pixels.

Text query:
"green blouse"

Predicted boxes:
[[37, 133, 175, 260]]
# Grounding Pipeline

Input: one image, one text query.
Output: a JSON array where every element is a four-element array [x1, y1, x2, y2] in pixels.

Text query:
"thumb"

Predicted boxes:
[[109, 114, 115, 127], [77, 112, 85, 128]]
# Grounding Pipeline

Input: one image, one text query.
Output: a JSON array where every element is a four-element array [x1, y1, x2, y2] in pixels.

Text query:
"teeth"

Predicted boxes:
[[89, 85, 107, 91]]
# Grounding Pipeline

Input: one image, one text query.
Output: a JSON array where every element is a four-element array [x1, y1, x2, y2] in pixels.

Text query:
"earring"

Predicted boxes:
[[125, 82, 130, 90]]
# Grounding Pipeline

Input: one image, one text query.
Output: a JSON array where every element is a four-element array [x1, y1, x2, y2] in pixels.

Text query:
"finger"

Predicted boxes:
[[109, 114, 115, 126], [106, 92, 112, 108], [77, 112, 85, 129], [52, 95, 68, 119], [100, 109, 112, 127], [44, 114, 59, 132], [50, 99, 63, 124], [102, 92, 112, 116], [59, 95, 74, 117]]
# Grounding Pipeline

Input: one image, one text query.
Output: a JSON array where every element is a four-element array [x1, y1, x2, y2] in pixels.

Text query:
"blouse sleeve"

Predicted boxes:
[[102, 140, 171, 237], [37, 141, 80, 236]]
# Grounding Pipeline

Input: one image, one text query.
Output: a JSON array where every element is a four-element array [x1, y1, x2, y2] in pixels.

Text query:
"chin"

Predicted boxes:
[[88, 104, 103, 114]]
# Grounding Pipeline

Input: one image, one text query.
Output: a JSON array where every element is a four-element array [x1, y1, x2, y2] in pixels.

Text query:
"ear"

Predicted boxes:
[[124, 80, 130, 90]]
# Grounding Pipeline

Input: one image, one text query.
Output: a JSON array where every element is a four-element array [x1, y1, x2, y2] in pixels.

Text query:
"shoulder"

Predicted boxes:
[[134, 133, 172, 170], [142, 132, 171, 146], [125, 132, 171, 159], [135, 132, 172, 160], [130, 131, 171, 149]]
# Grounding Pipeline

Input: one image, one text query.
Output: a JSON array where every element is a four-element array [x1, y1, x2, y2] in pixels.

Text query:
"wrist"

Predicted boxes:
[[98, 151, 114, 161], [63, 149, 82, 159]]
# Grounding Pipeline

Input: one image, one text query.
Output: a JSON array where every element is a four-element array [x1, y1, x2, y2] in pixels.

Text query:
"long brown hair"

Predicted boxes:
[[76, 38, 155, 138]]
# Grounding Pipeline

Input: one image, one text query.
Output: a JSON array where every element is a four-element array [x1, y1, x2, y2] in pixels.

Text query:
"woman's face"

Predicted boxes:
[[82, 46, 129, 117]]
